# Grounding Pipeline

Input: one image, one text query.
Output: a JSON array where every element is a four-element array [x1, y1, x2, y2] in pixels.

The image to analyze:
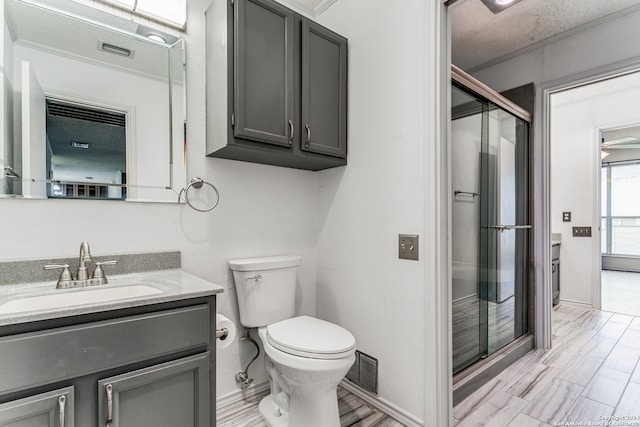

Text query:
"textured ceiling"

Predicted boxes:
[[452, 0, 640, 71]]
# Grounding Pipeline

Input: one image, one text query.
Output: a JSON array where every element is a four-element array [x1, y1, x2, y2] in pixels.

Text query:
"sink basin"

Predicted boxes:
[[0, 284, 163, 315]]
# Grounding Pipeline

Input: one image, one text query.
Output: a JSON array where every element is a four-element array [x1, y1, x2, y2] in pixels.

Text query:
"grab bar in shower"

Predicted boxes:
[[483, 225, 533, 232]]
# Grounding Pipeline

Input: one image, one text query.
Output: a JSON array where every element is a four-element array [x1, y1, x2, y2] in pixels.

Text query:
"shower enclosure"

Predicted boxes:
[[451, 67, 532, 375]]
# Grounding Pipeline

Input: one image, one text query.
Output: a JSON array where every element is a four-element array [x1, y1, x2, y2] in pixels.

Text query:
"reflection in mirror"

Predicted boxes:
[[0, 0, 186, 202], [46, 99, 127, 200]]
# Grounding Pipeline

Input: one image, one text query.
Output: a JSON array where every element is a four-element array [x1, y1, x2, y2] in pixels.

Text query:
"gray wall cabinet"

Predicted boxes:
[[301, 20, 347, 159], [0, 387, 74, 427], [234, 0, 295, 147], [0, 298, 216, 427], [206, 0, 348, 171]]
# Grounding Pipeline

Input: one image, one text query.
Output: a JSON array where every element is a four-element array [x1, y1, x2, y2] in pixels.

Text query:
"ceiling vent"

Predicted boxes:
[[98, 41, 134, 58], [47, 101, 126, 127]]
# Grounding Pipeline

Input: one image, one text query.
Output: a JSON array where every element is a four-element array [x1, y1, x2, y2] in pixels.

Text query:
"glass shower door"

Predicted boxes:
[[452, 81, 530, 375], [481, 105, 530, 355]]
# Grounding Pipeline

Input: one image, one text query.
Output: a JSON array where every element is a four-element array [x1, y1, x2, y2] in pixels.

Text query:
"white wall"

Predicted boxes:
[[550, 71, 640, 306], [0, 0, 318, 401], [314, 0, 433, 422], [469, 9, 640, 92]]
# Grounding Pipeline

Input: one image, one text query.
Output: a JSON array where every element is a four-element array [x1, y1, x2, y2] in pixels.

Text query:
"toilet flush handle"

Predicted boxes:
[[245, 274, 262, 282]]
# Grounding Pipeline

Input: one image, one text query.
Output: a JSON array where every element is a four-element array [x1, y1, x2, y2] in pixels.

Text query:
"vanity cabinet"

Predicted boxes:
[[0, 387, 74, 427], [0, 299, 216, 427], [206, 0, 348, 170], [552, 243, 560, 305], [97, 354, 209, 426]]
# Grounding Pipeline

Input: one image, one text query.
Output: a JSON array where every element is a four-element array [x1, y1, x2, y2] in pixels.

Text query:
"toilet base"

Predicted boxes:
[[259, 394, 288, 427], [259, 386, 342, 427]]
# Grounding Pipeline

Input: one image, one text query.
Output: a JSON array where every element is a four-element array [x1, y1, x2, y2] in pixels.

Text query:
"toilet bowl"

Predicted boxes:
[[229, 256, 356, 427], [257, 316, 356, 427]]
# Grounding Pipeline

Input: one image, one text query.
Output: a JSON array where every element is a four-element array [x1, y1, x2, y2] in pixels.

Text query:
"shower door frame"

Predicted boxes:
[[451, 66, 535, 388]]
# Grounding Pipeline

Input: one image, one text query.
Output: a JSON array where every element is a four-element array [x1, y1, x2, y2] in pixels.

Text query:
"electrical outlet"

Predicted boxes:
[[399, 234, 419, 260], [563, 212, 571, 222], [572, 226, 592, 237]]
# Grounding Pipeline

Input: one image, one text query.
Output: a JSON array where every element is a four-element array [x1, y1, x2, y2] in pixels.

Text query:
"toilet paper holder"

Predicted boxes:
[[216, 328, 229, 340]]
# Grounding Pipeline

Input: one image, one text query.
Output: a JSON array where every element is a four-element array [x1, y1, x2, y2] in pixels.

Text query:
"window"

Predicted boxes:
[[601, 163, 640, 256]]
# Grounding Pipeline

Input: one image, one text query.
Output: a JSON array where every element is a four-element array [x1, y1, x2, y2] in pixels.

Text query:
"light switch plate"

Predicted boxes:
[[399, 234, 419, 260], [572, 226, 592, 237]]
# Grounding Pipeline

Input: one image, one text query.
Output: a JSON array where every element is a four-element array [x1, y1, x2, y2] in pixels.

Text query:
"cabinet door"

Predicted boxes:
[[97, 353, 210, 427], [0, 387, 74, 427], [234, 0, 295, 147], [301, 20, 348, 158]]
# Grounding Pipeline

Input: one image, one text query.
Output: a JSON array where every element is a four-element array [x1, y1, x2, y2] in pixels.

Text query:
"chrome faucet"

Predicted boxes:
[[44, 241, 117, 288], [77, 241, 92, 281]]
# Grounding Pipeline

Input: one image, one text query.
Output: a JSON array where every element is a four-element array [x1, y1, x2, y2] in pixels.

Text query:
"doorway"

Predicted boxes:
[[600, 126, 640, 315], [45, 98, 127, 200], [451, 69, 532, 375], [549, 70, 640, 315]]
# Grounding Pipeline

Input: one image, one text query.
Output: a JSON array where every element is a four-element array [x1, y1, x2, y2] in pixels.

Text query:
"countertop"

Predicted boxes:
[[0, 269, 223, 327]]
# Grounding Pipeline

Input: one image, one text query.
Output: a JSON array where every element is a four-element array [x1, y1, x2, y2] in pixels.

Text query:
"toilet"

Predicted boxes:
[[229, 255, 356, 427]]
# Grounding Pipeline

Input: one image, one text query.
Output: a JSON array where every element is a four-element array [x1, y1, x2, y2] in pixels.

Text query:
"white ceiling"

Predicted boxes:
[[4, 0, 176, 80], [279, 0, 337, 16], [452, 0, 640, 71]]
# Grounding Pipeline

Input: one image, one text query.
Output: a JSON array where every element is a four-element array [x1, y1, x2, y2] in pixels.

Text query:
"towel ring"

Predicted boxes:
[[179, 177, 220, 212]]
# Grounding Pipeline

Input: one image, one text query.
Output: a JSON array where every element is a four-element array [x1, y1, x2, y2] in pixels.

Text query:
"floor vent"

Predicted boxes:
[[346, 350, 378, 395]]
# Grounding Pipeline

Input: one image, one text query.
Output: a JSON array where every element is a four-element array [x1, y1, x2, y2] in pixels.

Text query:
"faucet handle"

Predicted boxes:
[[92, 260, 118, 282], [44, 264, 74, 288]]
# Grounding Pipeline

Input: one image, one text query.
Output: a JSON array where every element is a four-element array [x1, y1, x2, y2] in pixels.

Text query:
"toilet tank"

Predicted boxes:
[[229, 255, 301, 328]]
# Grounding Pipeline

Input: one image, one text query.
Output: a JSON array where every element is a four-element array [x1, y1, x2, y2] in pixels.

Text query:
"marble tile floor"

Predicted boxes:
[[216, 385, 407, 426], [454, 304, 640, 426], [602, 270, 640, 317]]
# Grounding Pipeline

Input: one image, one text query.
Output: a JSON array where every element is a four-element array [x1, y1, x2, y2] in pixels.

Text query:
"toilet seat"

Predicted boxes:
[[266, 316, 356, 360]]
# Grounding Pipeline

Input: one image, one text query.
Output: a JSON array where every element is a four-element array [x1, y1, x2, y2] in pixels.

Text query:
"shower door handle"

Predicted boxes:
[[484, 225, 533, 232]]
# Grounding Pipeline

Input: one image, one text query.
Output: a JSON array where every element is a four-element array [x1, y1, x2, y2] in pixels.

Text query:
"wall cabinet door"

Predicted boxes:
[[97, 353, 210, 427], [301, 20, 348, 159], [234, 0, 295, 147], [0, 387, 74, 427]]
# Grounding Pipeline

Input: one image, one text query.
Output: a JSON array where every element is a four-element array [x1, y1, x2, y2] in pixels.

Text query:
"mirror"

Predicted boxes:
[[0, 0, 186, 202]]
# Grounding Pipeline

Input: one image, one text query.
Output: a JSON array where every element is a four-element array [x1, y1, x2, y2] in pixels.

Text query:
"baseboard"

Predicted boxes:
[[339, 380, 423, 427], [558, 298, 593, 309], [216, 381, 270, 409]]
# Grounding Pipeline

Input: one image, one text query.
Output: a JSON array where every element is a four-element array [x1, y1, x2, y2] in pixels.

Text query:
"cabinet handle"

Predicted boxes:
[[305, 124, 311, 147], [552, 264, 557, 273], [288, 120, 294, 145], [58, 395, 66, 427], [105, 384, 113, 427]]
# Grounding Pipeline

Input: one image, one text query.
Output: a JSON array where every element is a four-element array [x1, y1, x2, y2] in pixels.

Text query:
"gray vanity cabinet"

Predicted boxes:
[[0, 299, 216, 427], [206, 0, 348, 171], [97, 353, 209, 427], [301, 20, 348, 159], [0, 387, 74, 427]]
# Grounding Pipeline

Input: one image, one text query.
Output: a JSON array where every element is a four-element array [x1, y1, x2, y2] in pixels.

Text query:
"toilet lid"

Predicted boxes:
[[266, 316, 356, 360]]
